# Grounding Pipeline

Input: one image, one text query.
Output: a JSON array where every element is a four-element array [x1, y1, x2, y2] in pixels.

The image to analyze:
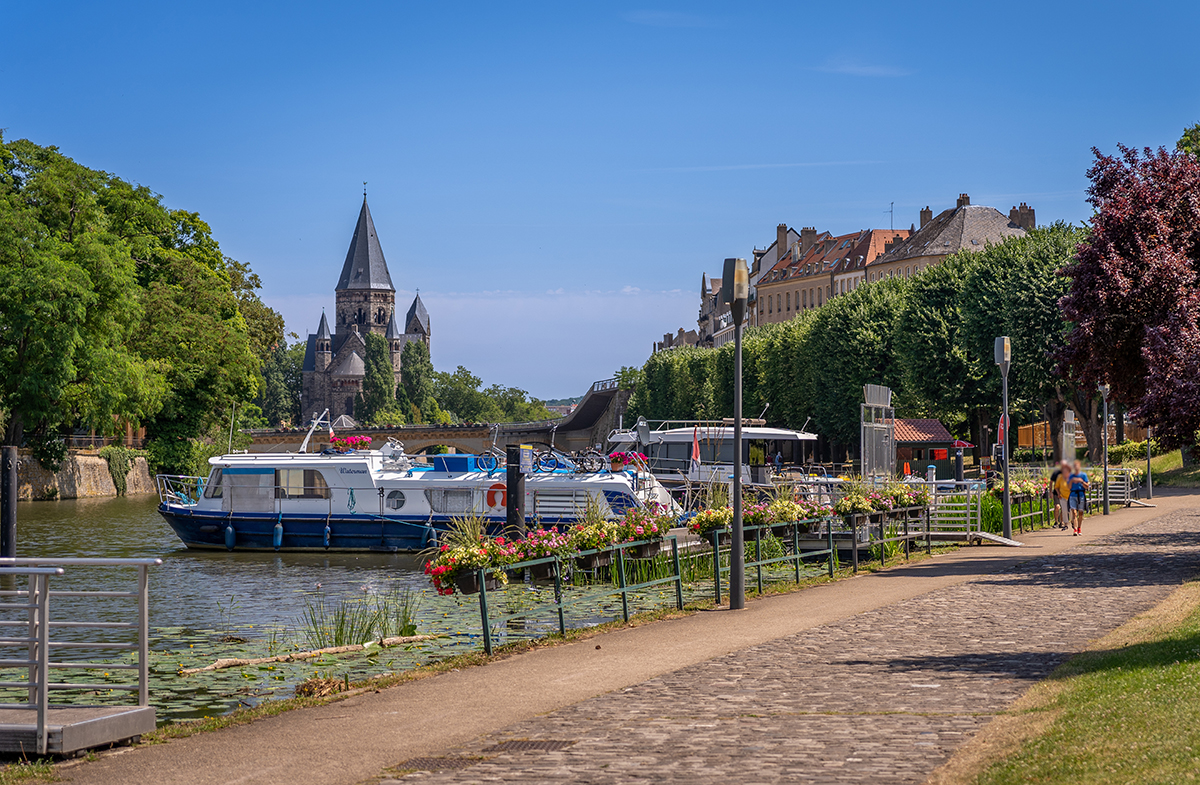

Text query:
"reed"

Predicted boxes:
[[298, 587, 420, 649]]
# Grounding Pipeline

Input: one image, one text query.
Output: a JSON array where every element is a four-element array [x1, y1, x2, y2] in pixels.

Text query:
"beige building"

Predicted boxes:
[[866, 194, 1034, 282]]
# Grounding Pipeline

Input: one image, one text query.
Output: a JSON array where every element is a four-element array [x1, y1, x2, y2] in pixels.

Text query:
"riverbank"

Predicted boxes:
[[16, 452, 154, 501], [46, 490, 1199, 785]]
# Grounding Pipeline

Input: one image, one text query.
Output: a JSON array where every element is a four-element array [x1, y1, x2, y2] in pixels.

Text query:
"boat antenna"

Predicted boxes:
[[758, 402, 770, 420], [227, 402, 237, 454], [800, 415, 812, 433]]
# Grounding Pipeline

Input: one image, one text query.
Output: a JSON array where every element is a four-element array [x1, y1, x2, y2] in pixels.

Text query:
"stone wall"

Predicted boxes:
[[16, 453, 156, 501]]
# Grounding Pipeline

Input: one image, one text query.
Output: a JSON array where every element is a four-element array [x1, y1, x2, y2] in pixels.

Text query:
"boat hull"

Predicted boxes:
[[157, 505, 507, 552]]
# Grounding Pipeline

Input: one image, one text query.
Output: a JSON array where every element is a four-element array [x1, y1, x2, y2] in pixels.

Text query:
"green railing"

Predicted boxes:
[[476, 537, 684, 655], [706, 519, 836, 605]]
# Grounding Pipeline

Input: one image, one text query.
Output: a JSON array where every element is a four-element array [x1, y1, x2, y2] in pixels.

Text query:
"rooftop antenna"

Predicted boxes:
[[886, 201, 894, 231]]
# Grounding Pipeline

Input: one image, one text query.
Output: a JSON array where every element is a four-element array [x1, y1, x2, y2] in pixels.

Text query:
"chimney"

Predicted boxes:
[[1010, 202, 1035, 231], [800, 226, 817, 256], [776, 224, 789, 258], [919, 206, 932, 228], [956, 193, 970, 208]]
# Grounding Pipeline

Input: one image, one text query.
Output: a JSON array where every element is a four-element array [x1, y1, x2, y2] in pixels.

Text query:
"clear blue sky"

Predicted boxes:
[[5, 1, 1197, 400]]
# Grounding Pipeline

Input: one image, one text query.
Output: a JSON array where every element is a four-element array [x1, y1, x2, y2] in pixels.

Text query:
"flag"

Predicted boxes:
[[690, 426, 701, 477], [329, 422, 335, 441]]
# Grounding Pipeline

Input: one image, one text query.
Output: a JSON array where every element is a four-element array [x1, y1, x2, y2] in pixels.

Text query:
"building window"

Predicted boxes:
[[786, 292, 790, 310], [802, 290, 807, 308], [906, 266, 911, 277]]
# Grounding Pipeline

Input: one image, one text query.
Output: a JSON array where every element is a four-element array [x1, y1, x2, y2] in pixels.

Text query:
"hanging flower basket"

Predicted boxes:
[[453, 571, 502, 595], [575, 551, 612, 570]]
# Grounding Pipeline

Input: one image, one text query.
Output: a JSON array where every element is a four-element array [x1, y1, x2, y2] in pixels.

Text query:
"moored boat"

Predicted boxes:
[[155, 439, 677, 552]]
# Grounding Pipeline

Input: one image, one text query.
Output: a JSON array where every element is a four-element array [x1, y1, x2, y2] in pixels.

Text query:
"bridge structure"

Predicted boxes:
[[244, 378, 630, 456]]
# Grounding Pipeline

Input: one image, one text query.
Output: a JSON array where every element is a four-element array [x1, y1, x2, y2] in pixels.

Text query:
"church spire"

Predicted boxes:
[[316, 310, 332, 341], [336, 198, 395, 292]]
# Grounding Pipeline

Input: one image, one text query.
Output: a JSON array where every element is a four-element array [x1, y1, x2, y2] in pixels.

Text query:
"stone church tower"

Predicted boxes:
[[300, 197, 431, 423]]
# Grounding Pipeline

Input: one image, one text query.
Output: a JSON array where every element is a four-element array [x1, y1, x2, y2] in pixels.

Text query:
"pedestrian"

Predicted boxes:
[[773, 451, 783, 475], [1068, 460, 1090, 535], [1050, 460, 1071, 529]]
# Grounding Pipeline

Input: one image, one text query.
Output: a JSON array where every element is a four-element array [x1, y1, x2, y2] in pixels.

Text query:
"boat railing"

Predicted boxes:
[[155, 474, 205, 506], [0, 558, 160, 754]]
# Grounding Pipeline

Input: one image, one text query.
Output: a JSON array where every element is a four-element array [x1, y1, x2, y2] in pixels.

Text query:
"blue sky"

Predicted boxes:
[[5, 1, 1198, 399]]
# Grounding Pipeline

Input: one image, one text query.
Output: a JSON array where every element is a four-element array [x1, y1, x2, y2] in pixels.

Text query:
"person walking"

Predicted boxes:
[[773, 451, 783, 476], [1068, 460, 1090, 535], [1051, 461, 1071, 530]]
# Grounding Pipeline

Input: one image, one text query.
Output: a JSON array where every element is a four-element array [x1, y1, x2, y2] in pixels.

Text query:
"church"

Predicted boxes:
[[300, 197, 430, 423]]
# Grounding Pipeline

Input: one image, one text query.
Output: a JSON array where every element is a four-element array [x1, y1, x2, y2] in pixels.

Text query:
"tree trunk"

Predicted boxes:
[[1068, 390, 1103, 464], [1115, 404, 1125, 443], [2, 415, 22, 448], [1046, 400, 1067, 464]]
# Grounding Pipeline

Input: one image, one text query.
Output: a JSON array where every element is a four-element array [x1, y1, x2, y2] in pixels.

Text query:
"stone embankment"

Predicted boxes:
[[16, 452, 155, 501]]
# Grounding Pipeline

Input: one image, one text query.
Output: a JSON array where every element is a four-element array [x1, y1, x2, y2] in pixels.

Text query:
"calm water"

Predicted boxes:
[[15, 493, 430, 631]]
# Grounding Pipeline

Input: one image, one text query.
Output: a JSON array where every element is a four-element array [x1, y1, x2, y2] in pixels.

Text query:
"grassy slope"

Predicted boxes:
[[975, 582, 1200, 785]]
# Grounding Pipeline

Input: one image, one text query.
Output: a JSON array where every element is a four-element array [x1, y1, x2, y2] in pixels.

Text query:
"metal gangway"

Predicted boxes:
[[1088, 467, 1143, 509], [0, 558, 159, 755]]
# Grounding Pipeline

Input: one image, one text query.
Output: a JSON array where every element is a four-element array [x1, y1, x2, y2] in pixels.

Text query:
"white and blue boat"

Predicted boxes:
[[155, 439, 677, 552]]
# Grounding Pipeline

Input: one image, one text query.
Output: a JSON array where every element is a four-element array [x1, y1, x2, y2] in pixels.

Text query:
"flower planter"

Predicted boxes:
[[575, 551, 612, 570], [528, 561, 558, 582], [453, 572, 502, 595], [627, 541, 661, 559], [768, 521, 796, 537], [610, 461, 626, 473], [706, 531, 731, 547]]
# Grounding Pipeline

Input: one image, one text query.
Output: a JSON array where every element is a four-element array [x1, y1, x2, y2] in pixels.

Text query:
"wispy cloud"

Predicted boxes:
[[623, 10, 719, 28], [643, 160, 882, 173], [816, 57, 913, 78]]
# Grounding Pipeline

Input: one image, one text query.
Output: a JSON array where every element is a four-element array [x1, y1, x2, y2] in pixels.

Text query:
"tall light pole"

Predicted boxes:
[[1147, 424, 1153, 499], [1100, 384, 1110, 515], [995, 337, 1012, 540], [723, 257, 750, 610]]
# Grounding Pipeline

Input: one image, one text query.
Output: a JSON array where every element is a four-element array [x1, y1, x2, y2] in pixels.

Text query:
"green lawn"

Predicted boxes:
[[977, 583, 1200, 784], [1142, 449, 1200, 488]]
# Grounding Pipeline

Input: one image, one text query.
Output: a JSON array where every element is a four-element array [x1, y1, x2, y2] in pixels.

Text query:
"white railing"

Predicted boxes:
[[0, 558, 159, 754]]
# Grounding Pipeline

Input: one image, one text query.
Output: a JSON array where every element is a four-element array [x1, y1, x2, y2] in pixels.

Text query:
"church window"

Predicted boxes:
[[346, 396, 354, 415]]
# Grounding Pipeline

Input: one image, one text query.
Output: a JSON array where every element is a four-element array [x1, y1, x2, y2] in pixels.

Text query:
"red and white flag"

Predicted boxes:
[[690, 426, 701, 477]]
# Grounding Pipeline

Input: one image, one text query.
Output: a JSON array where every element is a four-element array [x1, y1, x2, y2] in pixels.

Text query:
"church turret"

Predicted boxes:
[[385, 309, 404, 376], [334, 197, 396, 349], [315, 311, 332, 371], [404, 293, 430, 342]]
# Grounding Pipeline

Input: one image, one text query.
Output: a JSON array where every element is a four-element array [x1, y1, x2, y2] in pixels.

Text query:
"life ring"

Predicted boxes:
[[486, 483, 507, 508]]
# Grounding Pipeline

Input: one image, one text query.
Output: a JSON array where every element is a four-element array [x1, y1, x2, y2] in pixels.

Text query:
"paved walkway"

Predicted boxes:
[[59, 493, 1200, 785]]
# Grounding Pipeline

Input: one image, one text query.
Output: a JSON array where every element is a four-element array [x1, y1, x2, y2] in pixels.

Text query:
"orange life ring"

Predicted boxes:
[[486, 483, 507, 508]]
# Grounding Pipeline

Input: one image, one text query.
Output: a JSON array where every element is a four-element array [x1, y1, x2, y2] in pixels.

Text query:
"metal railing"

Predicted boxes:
[[706, 520, 836, 604], [0, 558, 159, 754], [476, 537, 684, 655]]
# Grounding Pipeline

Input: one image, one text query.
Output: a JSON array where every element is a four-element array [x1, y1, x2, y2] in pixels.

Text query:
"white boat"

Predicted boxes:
[[608, 419, 818, 487], [156, 435, 678, 552]]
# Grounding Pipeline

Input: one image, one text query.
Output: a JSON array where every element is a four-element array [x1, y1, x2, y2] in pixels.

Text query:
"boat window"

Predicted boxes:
[[386, 490, 406, 510], [425, 488, 476, 514], [276, 468, 331, 499], [203, 468, 223, 498]]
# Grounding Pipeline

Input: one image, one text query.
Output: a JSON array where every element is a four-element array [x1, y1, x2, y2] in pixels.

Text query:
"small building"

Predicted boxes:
[[893, 418, 955, 477]]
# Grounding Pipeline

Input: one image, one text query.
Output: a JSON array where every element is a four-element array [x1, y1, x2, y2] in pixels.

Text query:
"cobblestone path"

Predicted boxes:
[[377, 506, 1200, 784]]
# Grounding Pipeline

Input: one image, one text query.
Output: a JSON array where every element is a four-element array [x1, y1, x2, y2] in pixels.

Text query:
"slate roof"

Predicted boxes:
[[870, 204, 1024, 267], [759, 228, 907, 285], [336, 198, 395, 292], [331, 350, 366, 378], [302, 334, 317, 372], [405, 293, 430, 336], [892, 418, 954, 443], [315, 311, 331, 340], [384, 309, 402, 340]]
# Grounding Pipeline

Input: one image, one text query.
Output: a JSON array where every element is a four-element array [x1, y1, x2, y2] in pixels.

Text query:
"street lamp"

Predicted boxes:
[[723, 257, 750, 610], [995, 337, 1012, 540], [1099, 384, 1110, 515]]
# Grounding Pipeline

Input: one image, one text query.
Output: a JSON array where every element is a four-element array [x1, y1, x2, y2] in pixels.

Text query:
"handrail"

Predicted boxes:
[[475, 537, 684, 655]]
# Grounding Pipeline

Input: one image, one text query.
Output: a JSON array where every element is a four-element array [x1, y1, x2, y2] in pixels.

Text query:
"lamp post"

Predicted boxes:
[[723, 257, 750, 610], [1100, 384, 1110, 515], [995, 337, 1012, 540], [1147, 424, 1153, 499]]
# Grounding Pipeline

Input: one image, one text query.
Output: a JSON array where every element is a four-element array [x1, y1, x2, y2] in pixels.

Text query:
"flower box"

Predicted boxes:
[[627, 541, 661, 559], [528, 561, 558, 582], [575, 551, 612, 570], [453, 571, 502, 595]]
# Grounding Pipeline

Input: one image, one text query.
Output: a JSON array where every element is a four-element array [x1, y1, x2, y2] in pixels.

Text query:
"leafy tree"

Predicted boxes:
[[1178, 123, 1200, 158], [1060, 144, 1200, 451], [259, 338, 305, 426], [354, 333, 401, 425], [433, 366, 500, 422], [0, 136, 166, 463], [225, 256, 284, 364], [400, 340, 437, 423]]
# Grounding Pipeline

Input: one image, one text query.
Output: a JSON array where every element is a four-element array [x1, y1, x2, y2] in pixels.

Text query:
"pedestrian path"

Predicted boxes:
[[57, 493, 1200, 785]]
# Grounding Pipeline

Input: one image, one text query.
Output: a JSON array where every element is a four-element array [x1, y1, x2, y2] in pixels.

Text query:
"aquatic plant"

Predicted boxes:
[[298, 587, 421, 648]]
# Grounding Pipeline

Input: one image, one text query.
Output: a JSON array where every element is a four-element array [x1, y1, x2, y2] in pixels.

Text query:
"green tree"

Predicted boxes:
[[354, 333, 402, 425], [400, 340, 437, 423], [1178, 123, 1200, 158], [259, 338, 305, 426], [0, 137, 166, 465]]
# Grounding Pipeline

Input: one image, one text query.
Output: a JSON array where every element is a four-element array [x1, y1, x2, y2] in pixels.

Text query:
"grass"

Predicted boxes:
[[1143, 449, 1200, 488], [960, 580, 1200, 785], [298, 587, 420, 649], [0, 759, 55, 785]]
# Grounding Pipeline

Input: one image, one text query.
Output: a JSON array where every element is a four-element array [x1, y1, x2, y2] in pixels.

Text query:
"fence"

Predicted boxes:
[[475, 538, 684, 655], [0, 558, 159, 754], [1087, 468, 1141, 508]]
